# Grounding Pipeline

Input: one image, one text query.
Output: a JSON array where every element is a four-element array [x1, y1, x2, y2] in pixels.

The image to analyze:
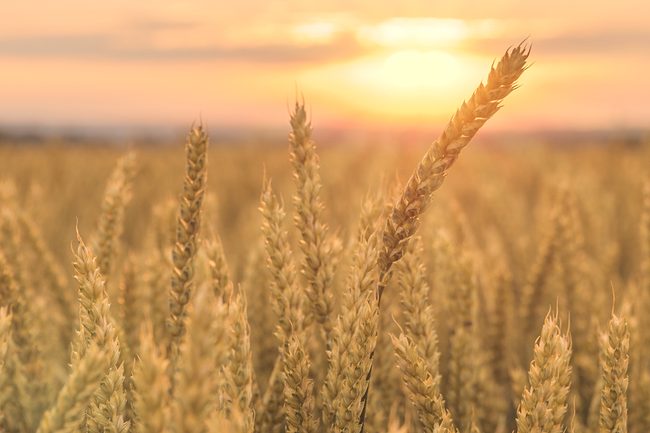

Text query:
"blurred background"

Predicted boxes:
[[1, 0, 649, 144]]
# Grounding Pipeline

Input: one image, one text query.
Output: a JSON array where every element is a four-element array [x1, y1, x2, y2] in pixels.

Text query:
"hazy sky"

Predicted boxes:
[[1, 1, 649, 133]]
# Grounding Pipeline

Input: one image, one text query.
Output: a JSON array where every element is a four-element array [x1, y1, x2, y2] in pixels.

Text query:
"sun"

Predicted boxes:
[[297, 18, 496, 125]]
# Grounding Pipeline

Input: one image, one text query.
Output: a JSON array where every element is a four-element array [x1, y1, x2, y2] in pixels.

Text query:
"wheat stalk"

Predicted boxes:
[[93, 151, 136, 281], [167, 125, 209, 372], [289, 102, 338, 334]]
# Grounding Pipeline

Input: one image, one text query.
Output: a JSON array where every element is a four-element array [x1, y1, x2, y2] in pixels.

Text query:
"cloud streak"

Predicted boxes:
[[466, 29, 650, 57], [0, 31, 372, 63], [1, 24, 648, 65]]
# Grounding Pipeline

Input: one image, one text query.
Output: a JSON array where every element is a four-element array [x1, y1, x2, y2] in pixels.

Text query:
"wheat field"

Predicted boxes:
[[0, 44, 649, 433]]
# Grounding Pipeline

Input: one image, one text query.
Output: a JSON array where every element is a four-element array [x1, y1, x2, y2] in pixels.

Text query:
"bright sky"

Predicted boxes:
[[1, 1, 649, 134]]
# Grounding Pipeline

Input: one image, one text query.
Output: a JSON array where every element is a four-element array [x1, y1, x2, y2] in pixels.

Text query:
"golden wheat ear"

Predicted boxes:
[[358, 42, 530, 433], [378, 43, 530, 299], [289, 102, 338, 335], [516, 312, 572, 433], [167, 124, 209, 374], [599, 311, 630, 433], [93, 151, 136, 282]]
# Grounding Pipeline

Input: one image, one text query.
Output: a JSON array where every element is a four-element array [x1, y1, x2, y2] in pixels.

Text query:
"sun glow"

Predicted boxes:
[[358, 18, 472, 48], [292, 21, 342, 42], [293, 18, 499, 124]]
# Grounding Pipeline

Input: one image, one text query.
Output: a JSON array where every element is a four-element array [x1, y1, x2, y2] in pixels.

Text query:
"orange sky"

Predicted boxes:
[[1, 1, 649, 134]]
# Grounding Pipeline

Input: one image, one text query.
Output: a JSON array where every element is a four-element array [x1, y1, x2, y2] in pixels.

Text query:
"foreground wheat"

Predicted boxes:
[[360, 42, 530, 432], [0, 42, 556, 433], [378, 43, 529, 297], [167, 125, 209, 371], [516, 312, 572, 433]]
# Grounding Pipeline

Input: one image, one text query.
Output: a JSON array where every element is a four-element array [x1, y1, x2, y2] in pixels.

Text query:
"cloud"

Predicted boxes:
[[0, 34, 112, 57], [128, 17, 201, 32], [0, 31, 371, 64], [466, 29, 650, 57]]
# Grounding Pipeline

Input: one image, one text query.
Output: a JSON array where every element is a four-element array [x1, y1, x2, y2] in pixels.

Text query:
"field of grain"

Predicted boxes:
[[1, 45, 649, 433]]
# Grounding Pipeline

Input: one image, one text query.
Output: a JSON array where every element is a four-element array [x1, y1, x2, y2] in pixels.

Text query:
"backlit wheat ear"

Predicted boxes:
[[93, 151, 136, 281], [167, 124, 209, 372], [222, 291, 255, 433], [377, 43, 530, 299], [599, 311, 629, 433], [259, 177, 305, 342], [359, 43, 529, 432], [516, 312, 572, 433], [391, 333, 455, 433], [256, 176, 309, 433], [72, 232, 130, 433], [324, 229, 379, 432], [282, 333, 318, 433], [289, 102, 338, 334], [172, 288, 222, 433], [397, 238, 440, 370]]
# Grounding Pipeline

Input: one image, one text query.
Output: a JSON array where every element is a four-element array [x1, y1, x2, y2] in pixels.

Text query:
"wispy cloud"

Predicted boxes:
[[464, 29, 650, 56], [0, 31, 372, 63]]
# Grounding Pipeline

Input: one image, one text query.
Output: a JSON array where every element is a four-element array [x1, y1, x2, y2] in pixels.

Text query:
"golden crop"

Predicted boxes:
[[0, 43, 648, 433]]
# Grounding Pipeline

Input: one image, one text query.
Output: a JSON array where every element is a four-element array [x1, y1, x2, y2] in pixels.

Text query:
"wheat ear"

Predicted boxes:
[[167, 125, 209, 372], [93, 151, 136, 281], [289, 102, 338, 334], [72, 232, 129, 433], [259, 177, 305, 341], [223, 291, 255, 433], [360, 43, 529, 432], [172, 288, 225, 433], [324, 228, 379, 432], [282, 333, 318, 433], [377, 44, 529, 298], [599, 311, 629, 433], [516, 312, 572, 433], [392, 333, 456, 433]]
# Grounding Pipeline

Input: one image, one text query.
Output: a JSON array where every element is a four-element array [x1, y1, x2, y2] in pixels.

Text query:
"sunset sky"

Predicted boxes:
[[1, 1, 649, 135]]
